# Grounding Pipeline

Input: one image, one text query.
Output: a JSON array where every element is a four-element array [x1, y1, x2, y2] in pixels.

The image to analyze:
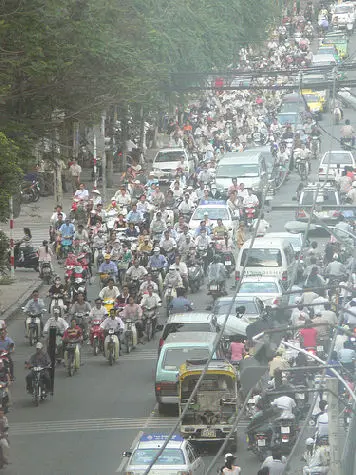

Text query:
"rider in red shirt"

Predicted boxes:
[[63, 318, 83, 342], [299, 324, 317, 348]]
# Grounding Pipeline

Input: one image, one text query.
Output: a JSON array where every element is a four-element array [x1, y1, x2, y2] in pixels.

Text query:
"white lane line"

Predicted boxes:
[[116, 430, 143, 473]]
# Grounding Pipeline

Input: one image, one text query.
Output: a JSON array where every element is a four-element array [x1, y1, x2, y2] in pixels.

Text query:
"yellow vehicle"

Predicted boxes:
[[301, 74, 329, 108], [302, 93, 324, 118], [178, 359, 239, 444], [103, 299, 115, 313]]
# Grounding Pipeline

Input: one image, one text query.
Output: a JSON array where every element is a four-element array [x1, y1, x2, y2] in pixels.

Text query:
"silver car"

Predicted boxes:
[[121, 433, 205, 474]]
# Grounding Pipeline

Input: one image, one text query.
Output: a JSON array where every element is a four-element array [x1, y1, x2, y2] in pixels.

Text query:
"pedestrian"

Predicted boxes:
[[69, 159, 82, 192]]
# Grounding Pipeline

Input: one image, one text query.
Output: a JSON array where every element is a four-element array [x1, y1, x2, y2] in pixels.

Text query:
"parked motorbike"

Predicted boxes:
[[13, 244, 39, 271]]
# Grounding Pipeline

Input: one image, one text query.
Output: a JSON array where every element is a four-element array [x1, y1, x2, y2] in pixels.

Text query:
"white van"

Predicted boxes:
[[152, 148, 195, 183], [235, 237, 297, 285]]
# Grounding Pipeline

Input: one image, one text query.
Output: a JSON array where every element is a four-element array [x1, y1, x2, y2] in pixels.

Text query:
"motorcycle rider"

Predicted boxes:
[[89, 298, 108, 322], [141, 284, 161, 334], [0, 330, 14, 381], [59, 217, 75, 247], [159, 229, 177, 258], [148, 247, 168, 277], [100, 309, 125, 358], [261, 449, 286, 475], [334, 215, 354, 248], [150, 211, 167, 240], [163, 265, 183, 292], [70, 292, 91, 336], [121, 296, 144, 343], [346, 181, 356, 205], [43, 311, 68, 336], [325, 254, 347, 279], [98, 253, 118, 283], [243, 188, 259, 208], [170, 287, 193, 314], [208, 255, 226, 293], [139, 273, 159, 295], [37, 240, 54, 276], [99, 278, 120, 301], [340, 119, 355, 146], [23, 289, 46, 336], [213, 218, 228, 239], [26, 342, 51, 393], [126, 204, 143, 226], [114, 185, 132, 207], [126, 259, 148, 288], [48, 276, 66, 314], [219, 453, 241, 474], [178, 192, 195, 218], [252, 212, 270, 237]]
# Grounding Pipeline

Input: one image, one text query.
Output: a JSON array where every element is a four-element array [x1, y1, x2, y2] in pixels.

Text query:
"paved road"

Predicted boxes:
[[5, 41, 356, 475]]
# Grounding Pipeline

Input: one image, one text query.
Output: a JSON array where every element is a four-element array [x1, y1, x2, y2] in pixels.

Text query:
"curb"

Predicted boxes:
[[1, 280, 44, 323]]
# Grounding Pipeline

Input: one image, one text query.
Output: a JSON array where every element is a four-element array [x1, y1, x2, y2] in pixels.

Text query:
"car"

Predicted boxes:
[[241, 146, 276, 200], [155, 332, 219, 410], [158, 312, 217, 352], [277, 112, 303, 132], [188, 201, 238, 234], [237, 276, 286, 308], [280, 101, 306, 114], [332, 2, 355, 27], [302, 92, 324, 118], [230, 76, 252, 87], [121, 432, 205, 474], [211, 295, 265, 337], [152, 148, 194, 183], [311, 53, 337, 68], [296, 183, 341, 227], [301, 74, 329, 106], [266, 232, 309, 259], [318, 151, 356, 181]]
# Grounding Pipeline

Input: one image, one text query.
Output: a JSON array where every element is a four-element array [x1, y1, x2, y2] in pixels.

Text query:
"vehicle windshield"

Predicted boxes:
[[301, 190, 338, 205], [216, 163, 259, 178], [321, 152, 354, 165], [303, 94, 320, 103], [302, 76, 325, 84], [335, 5, 352, 13], [318, 48, 334, 55], [131, 448, 185, 465], [163, 322, 212, 339], [280, 103, 302, 113], [278, 114, 298, 125], [163, 347, 210, 370], [213, 300, 259, 315], [239, 281, 279, 293], [241, 248, 282, 267], [154, 151, 184, 163], [192, 207, 229, 220]]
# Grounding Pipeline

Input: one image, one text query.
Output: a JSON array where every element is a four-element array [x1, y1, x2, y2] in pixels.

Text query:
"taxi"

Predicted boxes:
[[122, 433, 206, 474], [188, 200, 238, 235], [302, 92, 324, 119], [301, 74, 329, 107]]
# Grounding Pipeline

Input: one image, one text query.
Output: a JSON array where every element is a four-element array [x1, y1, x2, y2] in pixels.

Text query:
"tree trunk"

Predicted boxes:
[[121, 105, 129, 172], [107, 114, 114, 188], [53, 159, 63, 208]]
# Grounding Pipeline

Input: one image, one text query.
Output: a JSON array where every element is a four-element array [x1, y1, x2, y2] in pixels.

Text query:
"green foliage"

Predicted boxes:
[[0, 133, 23, 222], [0, 230, 10, 276]]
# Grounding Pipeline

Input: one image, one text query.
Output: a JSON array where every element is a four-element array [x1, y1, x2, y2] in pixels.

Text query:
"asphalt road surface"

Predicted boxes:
[[5, 40, 356, 475]]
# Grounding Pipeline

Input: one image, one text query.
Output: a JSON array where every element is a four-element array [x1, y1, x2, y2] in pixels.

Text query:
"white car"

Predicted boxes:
[[318, 151, 356, 181], [152, 148, 194, 183], [332, 3, 355, 27], [237, 276, 286, 308], [121, 433, 205, 474], [188, 201, 238, 235]]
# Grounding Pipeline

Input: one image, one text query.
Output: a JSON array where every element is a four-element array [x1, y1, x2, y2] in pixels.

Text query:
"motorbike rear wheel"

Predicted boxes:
[[68, 353, 74, 377], [108, 344, 114, 366], [33, 384, 40, 407], [93, 338, 99, 356], [146, 319, 153, 342], [29, 327, 37, 347], [125, 333, 133, 354]]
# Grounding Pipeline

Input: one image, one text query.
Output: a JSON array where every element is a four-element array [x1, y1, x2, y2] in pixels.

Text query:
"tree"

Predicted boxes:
[[0, 133, 23, 222]]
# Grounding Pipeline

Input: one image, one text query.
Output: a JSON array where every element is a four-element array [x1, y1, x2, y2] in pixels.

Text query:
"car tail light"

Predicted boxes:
[[333, 210, 340, 217], [159, 338, 164, 348], [273, 298, 280, 305], [297, 210, 306, 218], [282, 271, 287, 281], [235, 271, 241, 281], [155, 381, 176, 394], [319, 168, 324, 173], [178, 471, 192, 475]]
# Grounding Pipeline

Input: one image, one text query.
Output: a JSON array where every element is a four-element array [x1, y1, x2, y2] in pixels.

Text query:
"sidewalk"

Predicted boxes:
[[0, 140, 166, 321]]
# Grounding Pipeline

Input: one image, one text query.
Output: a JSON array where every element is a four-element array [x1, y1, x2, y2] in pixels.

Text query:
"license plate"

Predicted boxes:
[[248, 399, 255, 404], [296, 393, 305, 400], [257, 439, 266, 446], [347, 417, 351, 423], [225, 261, 232, 266], [209, 285, 218, 291], [282, 437, 289, 443], [29, 323, 37, 328], [281, 426, 290, 434], [201, 428, 216, 438], [317, 346, 324, 352]]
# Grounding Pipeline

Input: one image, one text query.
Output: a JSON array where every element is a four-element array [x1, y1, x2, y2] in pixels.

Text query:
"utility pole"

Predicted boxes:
[[101, 113, 107, 203], [326, 378, 341, 475]]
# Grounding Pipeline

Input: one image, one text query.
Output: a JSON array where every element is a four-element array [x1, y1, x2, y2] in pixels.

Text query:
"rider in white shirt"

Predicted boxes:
[[243, 189, 259, 208], [271, 395, 296, 419]]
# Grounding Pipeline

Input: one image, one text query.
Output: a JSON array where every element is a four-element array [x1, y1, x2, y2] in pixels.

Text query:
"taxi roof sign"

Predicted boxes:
[[140, 433, 184, 442], [199, 200, 226, 206]]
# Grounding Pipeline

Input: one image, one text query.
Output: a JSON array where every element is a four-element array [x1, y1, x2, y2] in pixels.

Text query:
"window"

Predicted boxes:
[[213, 300, 259, 316], [301, 190, 338, 205], [163, 347, 210, 370], [155, 151, 185, 163], [241, 248, 282, 267], [321, 153, 354, 165], [239, 281, 279, 293], [131, 448, 185, 465], [186, 445, 196, 464], [192, 207, 229, 220], [216, 163, 259, 178], [162, 322, 212, 340]]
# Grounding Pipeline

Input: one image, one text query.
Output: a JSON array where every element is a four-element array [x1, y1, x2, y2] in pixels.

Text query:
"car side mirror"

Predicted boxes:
[[292, 196, 297, 201], [122, 451, 132, 457]]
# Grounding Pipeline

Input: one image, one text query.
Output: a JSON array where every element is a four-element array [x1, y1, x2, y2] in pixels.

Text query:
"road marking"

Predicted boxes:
[[116, 430, 143, 473]]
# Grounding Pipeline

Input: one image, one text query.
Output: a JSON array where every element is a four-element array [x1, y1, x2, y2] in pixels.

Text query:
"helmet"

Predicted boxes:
[[224, 453, 236, 461], [104, 254, 111, 259], [306, 438, 314, 446], [169, 265, 176, 271], [36, 342, 43, 350], [153, 247, 160, 253]]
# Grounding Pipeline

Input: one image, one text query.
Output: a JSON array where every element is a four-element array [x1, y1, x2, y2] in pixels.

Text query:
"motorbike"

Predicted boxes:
[[74, 312, 89, 339], [164, 285, 176, 318], [188, 262, 204, 293], [243, 206, 256, 227], [106, 328, 120, 365], [123, 318, 138, 354], [250, 431, 271, 461], [310, 137, 320, 159], [30, 365, 51, 406], [274, 419, 297, 453], [295, 156, 308, 181], [0, 382, 9, 413], [13, 244, 39, 271], [24, 311, 43, 346], [40, 262, 52, 284], [60, 236, 73, 260], [341, 137, 353, 151], [142, 307, 158, 342], [65, 340, 80, 377], [208, 280, 225, 300], [49, 293, 66, 315], [21, 180, 40, 203], [90, 319, 104, 356]]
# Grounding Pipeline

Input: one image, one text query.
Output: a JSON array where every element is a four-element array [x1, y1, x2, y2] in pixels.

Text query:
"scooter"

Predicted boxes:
[[40, 262, 52, 284], [21, 180, 40, 203], [243, 206, 256, 227], [24, 311, 43, 346], [188, 262, 204, 293], [142, 307, 159, 342], [207, 280, 225, 300], [13, 244, 39, 271], [0, 382, 9, 413], [106, 329, 121, 365], [29, 365, 51, 406], [123, 318, 138, 354], [90, 319, 104, 356]]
